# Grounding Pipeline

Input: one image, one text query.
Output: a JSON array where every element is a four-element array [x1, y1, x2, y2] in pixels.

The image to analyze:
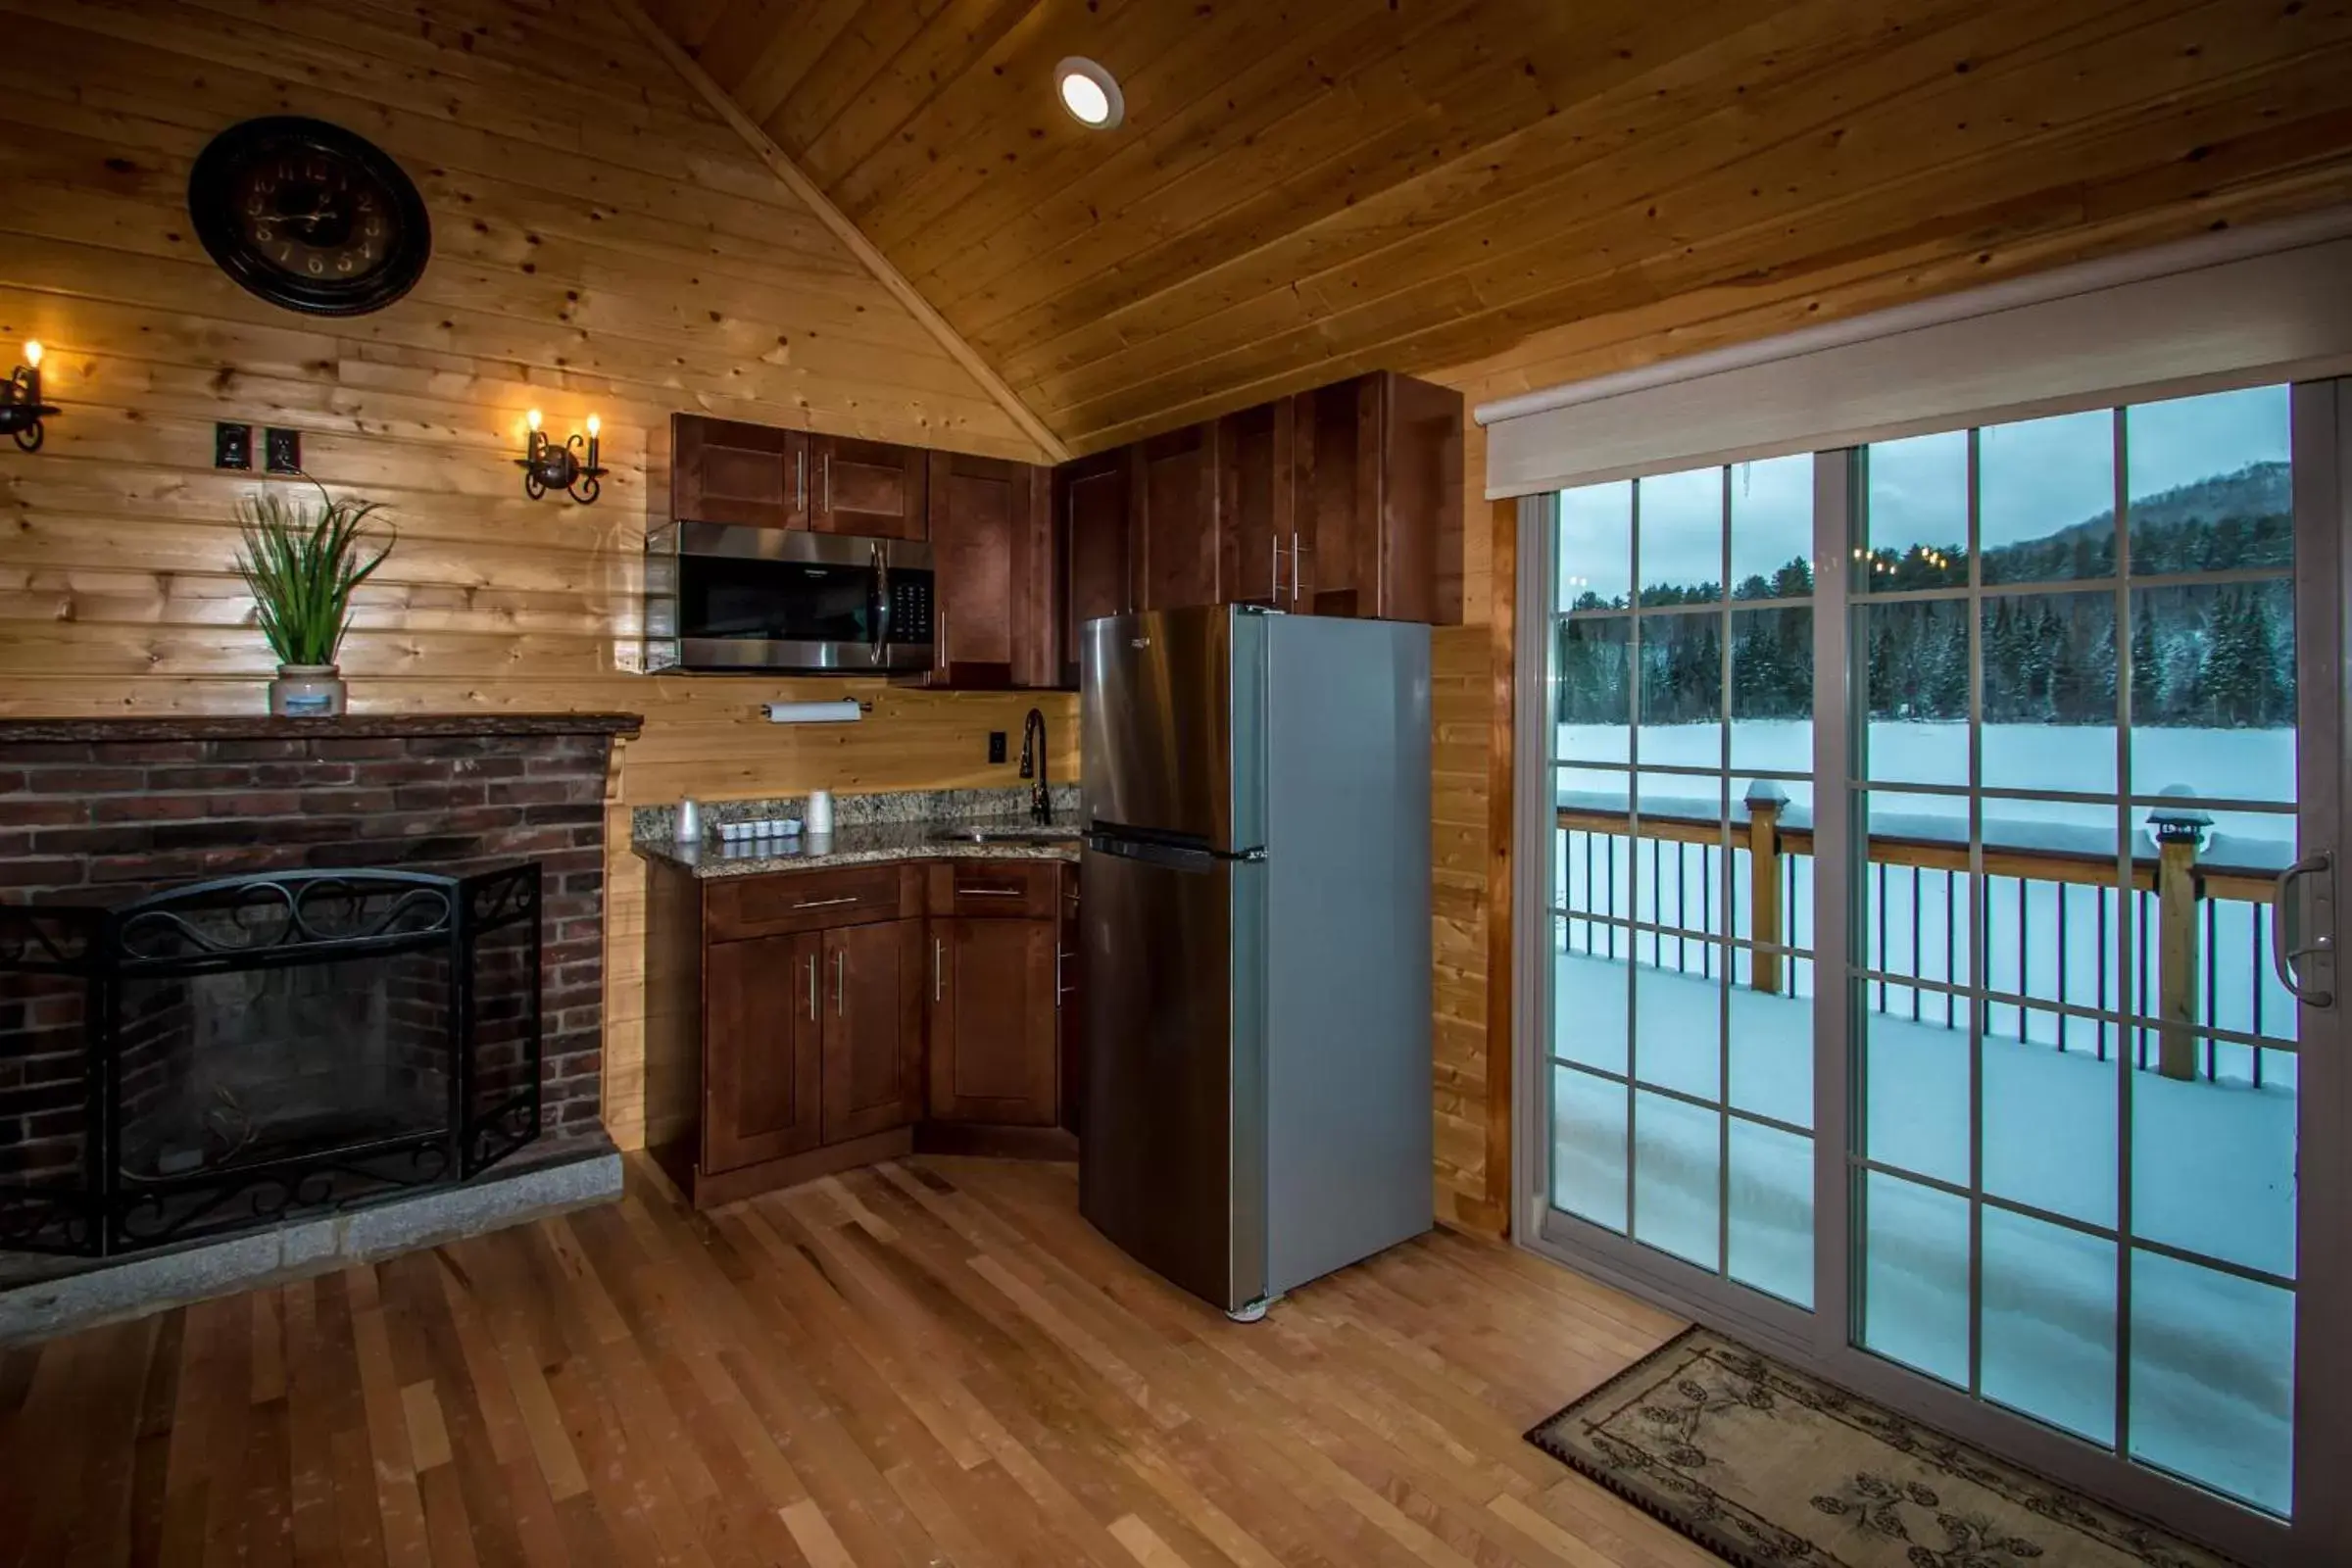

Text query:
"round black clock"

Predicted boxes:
[[188, 117, 431, 317]]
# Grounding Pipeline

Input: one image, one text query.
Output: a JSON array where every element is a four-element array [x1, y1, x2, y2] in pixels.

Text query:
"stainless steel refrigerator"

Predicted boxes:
[[1078, 604, 1433, 1319]]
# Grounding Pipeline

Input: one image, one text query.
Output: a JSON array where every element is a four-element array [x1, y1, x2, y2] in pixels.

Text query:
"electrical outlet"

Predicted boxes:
[[264, 426, 302, 474], [214, 422, 252, 469], [988, 731, 1006, 764]]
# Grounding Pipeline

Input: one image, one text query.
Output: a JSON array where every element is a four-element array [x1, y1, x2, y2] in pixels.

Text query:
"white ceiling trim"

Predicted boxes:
[[1480, 209, 2352, 499]]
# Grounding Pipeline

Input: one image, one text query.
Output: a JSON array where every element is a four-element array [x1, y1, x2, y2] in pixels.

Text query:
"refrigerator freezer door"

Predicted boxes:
[[1077, 838, 1267, 1313], [1079, 607, 1265, 853]]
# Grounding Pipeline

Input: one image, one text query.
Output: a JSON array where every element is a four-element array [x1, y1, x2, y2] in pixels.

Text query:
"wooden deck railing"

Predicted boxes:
[[1555, 791, 2285, 1082]]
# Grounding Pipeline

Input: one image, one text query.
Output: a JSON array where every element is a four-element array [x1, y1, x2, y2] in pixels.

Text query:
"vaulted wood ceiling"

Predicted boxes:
[[640, 0, 2352, 456]]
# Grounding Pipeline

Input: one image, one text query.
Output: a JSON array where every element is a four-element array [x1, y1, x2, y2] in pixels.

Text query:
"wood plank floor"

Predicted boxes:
[[0, 1154, 1708, 1567]]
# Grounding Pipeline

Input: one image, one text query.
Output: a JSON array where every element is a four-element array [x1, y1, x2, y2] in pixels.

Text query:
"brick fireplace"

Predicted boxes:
[[0, 714, 639, 1258]]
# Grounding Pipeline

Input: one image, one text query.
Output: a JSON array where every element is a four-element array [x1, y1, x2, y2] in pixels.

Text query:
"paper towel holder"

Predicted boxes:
[[763, 698, 873, 724]]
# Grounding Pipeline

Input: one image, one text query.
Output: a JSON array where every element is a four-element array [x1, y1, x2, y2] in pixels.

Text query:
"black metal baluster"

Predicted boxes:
[[1911, 865, 1923, 1022], [2056, 882, 2068, 1052], [2095, 888, 2109, 1062]]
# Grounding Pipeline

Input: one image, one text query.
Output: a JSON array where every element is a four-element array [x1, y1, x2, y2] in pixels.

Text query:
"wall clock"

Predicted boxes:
[[188, 117, 431, 317]]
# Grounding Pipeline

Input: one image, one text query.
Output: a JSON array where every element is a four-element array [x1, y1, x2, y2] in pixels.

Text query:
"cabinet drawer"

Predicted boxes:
[[707, 864, 916, 941], [925, 859, 1057, 919]]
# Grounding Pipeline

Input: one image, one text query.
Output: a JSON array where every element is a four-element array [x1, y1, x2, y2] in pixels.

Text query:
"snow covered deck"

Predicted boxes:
[[1550, 951, 2297, 1513]]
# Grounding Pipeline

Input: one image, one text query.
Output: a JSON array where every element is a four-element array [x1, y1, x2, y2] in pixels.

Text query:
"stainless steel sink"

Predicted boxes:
[[925, 824, 1082, 845]]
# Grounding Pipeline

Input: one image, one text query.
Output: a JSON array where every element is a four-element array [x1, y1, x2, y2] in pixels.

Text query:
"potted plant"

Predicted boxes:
[[233, 479, 394, 717]]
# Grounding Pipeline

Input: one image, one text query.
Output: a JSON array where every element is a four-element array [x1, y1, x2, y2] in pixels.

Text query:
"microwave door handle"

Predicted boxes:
[[869, 542, 891, 664]]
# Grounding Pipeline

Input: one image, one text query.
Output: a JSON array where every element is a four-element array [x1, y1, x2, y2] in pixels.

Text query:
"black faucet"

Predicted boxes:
[[1018, 707, 1051, 824]]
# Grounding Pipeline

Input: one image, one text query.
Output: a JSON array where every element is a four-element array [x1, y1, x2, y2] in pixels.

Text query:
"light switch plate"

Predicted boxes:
[[214, 422, 252, 469], [988, 731, 1006, 764], [264, 426, 302, 474]]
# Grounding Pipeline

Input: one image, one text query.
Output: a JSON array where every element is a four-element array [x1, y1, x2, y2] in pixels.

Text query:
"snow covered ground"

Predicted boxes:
[[1550, 949, 2297, 1514]]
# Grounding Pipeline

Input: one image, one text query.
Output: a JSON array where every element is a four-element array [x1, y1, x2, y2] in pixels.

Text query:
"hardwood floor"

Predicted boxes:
[[0, 1155, 1705, 1567]]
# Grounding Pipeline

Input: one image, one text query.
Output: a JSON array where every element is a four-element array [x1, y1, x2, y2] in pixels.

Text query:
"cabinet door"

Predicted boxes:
[[927, 917, 1058, 1126], [1056, 865, 1081, 1135], [704, 932, 822, 1172], [1297, 377, 1375, 617], [1134, 424, 1221, 611], [673, 415, 808, 530], [1057, 451, 1132, 687], [1372, 370, 1458, 625], [1218, 400, 1295, 608], [820, 918, 923, 1145], [812, 436, 928, 539], [924, 452, 1056, 688]]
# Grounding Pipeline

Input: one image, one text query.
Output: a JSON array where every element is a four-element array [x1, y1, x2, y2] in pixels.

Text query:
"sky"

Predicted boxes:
[[1556, 384, 2292, 606]]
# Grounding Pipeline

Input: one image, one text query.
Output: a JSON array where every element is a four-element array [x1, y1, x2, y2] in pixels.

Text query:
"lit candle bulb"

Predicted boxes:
[[526, 408, 543, 433], [586, 414, 600, 439], [23, 341, 41, 368]]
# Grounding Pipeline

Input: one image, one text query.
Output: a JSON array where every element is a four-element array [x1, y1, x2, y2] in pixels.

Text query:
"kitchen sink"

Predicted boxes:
[[925, 824, 1083, 845]]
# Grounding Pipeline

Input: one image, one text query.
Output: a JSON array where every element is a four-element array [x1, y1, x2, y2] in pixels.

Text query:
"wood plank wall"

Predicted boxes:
[[0, 0, 1077, 1154]]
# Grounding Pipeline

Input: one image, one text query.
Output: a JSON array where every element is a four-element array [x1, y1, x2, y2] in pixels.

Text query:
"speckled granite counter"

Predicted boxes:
[[632, 786, 1081, 880]]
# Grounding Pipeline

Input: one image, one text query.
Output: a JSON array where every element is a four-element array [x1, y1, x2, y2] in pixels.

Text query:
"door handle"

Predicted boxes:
[[833, 946, 846, 1015], [2272, 849, 2335, 1007], [933, 936, 944, 1004], [805, 952, 817, 1021]]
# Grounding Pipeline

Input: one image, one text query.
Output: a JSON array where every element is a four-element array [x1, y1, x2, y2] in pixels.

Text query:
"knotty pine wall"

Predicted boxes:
[[0, 0, 1076, 1153]]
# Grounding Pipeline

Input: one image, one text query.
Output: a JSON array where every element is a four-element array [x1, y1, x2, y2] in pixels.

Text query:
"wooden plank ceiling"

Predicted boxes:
[[640, 0, 2352, 457]]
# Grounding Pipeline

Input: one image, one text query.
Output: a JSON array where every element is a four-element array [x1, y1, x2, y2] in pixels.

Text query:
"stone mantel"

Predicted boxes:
[[0, 713, 643, 745]]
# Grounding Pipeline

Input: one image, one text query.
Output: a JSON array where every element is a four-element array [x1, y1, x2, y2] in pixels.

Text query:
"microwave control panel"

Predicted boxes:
[[889, 577, 933, 643]]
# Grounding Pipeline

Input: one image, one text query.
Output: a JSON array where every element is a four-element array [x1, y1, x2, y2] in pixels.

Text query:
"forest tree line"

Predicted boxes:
[[1559, 463, 2293, 728]]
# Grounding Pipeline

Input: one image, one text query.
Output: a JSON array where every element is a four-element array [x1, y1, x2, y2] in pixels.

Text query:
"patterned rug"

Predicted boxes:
[[1525, 1328, 2240, 1568]]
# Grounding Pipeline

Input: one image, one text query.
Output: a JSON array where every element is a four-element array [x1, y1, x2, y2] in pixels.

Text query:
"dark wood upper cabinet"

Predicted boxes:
[[702, 930, 822, 1173], [1292, 371, 1460, 623], [673, 415, 808, 530], [1134, 424, 1222, 611], [812, 435, 928, 539], [920, 451, 1056, 690], [819, 918, 923, 1146], [1055, 450, 1133, 688], [1218, 398, 1295, 608], [926, 915, 1059, 1127]]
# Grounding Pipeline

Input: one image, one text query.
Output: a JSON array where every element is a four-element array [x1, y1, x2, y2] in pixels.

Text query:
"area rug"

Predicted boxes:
[[1525, 1328, 2240, 1568]]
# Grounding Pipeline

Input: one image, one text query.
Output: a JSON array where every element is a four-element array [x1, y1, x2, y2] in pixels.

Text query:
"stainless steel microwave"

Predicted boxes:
[[643, 523, 934, 673]]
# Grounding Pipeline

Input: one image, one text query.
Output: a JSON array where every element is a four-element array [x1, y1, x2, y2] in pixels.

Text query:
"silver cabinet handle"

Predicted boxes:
[[805, 952, 817, 1021], [1290, 529, 1302, 606], [2273, 849, 2336, 1007], [823, 451, 833, 514], [1055, 947, 1072, 1007], [833, 946, 846, 1015], [933, 936, 944, 1004], [792, 896, 859, 910], [1270, 535, 1282, 603], [959, 887, 1022, 898], [795, 446, 806, 514]]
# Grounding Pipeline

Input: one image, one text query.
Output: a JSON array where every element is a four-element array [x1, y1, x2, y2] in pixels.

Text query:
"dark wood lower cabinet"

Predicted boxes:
[[647, 858, 1072, 1206], [702, 930, 822, 1173], [927, 916, 1058, 1127], [820, 917, 924, 1144]]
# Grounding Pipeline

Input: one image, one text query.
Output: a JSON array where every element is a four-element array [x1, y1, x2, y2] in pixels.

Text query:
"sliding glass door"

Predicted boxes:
[[1521, 380, 2349, 1564]]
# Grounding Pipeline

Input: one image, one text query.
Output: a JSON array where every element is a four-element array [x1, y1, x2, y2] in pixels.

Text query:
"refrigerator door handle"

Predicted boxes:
[[1085, 832, 1255, 871]]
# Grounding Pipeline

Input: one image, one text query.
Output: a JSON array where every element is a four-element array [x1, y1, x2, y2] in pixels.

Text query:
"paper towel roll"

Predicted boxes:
[[763, 700, 863, 724]]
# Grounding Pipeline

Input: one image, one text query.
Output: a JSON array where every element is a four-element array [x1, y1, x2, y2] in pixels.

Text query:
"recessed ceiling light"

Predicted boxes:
[[1055, 57, 1123, 129]]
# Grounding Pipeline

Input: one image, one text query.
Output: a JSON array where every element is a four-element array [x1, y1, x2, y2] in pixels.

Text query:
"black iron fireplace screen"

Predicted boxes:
[[0, 864, 542, 1256]]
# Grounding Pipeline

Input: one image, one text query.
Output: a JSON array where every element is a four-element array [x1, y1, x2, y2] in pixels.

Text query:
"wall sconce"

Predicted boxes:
[[518, 409, 605, 504], [0, 341, 58, 453]]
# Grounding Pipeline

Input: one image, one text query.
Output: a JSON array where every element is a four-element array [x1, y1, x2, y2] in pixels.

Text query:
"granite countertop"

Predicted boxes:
[[631, 786, 1082, 880], [636, 815, 1079, 878]]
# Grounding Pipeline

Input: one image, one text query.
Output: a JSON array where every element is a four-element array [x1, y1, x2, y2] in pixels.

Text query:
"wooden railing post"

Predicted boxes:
[[2149, 789, 2212, 1082], [1744, 782, 1788, 994]]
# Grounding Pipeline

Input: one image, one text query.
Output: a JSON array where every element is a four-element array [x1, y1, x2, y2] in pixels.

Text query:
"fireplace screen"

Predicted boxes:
[[0, 865, 541, 1256]]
